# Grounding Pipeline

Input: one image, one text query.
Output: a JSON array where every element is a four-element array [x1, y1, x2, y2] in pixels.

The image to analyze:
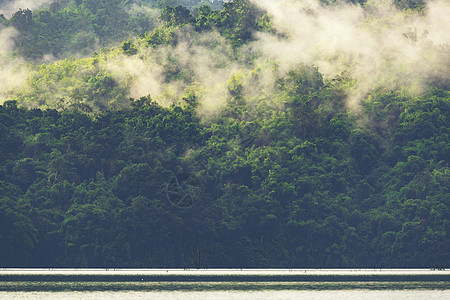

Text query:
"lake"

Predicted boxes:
[[0, 269, 449, 299]]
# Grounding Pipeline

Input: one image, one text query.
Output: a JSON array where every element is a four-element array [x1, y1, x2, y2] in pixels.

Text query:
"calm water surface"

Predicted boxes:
[[0, 269, 448, 299]]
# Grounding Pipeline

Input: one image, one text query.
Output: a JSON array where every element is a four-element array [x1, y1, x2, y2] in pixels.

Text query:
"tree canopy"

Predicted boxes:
[[0, 0, 448, 268]]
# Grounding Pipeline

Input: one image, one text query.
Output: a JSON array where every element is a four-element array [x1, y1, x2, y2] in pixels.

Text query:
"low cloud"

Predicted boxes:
[[0, 26, 28, 104], [0, 0, 54, 17], [106, 29, 241, 113], [251, 0, 450, 110], [2, 0, 448, 113]]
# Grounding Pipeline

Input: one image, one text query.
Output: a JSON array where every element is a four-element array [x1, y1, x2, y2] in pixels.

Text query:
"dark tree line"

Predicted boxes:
[[0, 0, 448, 268], [1, 84, 448, 268]]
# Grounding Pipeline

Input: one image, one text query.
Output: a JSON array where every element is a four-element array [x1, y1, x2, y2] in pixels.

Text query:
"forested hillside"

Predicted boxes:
[[0, 0, 449, 268]]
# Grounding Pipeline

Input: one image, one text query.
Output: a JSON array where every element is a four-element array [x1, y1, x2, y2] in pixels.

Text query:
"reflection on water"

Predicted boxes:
[[1, 290, 450, 300], [0, 269, 448, 299], [1, 280, 449, 292]]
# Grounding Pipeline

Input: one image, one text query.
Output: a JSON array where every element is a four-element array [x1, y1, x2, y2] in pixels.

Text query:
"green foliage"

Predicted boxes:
[[2, 82, 449, 267], [0, 0, 448, 268], [160, 5, 194, 26], [146, 25, 177, 47], [3, 0, 157, 60], [14, 54, 129, 111], [147, 0, 273, 47], [394, 0, 426, 11], [120, 39, 138, 56], [217, 0, 272, 45]]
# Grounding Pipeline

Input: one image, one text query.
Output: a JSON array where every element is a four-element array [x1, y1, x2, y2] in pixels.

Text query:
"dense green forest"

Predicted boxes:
[[0, 0, 449, 268]]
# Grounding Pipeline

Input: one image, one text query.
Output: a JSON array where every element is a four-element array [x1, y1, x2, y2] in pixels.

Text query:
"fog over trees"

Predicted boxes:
[[0, 0, 448, 268]]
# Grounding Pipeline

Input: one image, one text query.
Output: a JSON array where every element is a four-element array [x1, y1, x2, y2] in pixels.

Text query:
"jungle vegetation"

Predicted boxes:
[[0, 0, 448, 268]]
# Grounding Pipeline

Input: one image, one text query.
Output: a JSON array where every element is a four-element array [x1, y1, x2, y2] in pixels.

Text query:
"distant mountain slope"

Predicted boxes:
[[0, 0, 448, 268]]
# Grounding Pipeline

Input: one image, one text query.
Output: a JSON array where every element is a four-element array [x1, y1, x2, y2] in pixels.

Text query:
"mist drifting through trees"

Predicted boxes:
[[0, 0, 448, 268]]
